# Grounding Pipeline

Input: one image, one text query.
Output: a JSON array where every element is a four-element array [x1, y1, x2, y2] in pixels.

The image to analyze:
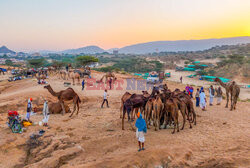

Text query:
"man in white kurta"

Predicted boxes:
[[199, 90, 207, 111], [42, 101, 50, 126]]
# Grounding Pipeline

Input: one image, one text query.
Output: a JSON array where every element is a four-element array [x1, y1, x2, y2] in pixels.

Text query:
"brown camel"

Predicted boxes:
[[49, 102, 71, 114], [122, 94, 148, 130], [144, 97, 154, 128], [214, 78, 240, 110], [152, 95, 164, 131], [69, 71, 81, 85], [44, 85, 81, 117], [98, 72, 117, 83], [164, 98, 179, 134], [172, 89, 196, 125], [59, 70, 69, 80]]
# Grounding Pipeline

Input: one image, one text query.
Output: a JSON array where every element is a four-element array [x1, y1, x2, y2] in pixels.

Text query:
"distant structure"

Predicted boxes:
[[113, 50, 119, 56]]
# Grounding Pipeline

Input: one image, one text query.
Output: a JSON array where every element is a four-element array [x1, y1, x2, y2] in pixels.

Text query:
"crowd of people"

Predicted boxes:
[[185, 84, 223, 111]]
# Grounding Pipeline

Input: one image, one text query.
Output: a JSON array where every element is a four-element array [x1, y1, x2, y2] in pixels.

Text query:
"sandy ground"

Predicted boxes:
[[0, 71, 249, 168]]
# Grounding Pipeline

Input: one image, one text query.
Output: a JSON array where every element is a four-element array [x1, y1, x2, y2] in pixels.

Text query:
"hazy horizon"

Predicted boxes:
[[0, 0, 249, 52]]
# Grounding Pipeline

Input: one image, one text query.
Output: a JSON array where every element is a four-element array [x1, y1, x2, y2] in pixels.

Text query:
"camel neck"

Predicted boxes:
[[217, 79, 227, 88], [46, 86, 59, 97]]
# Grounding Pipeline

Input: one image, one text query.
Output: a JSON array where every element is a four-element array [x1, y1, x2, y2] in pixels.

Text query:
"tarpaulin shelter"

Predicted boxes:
[[183, 67, 196, 71], [201, 75, 230, 83]]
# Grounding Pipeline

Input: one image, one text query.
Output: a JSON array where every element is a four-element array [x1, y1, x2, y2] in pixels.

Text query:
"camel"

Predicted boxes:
[[122, 94, 148, 130], [164, 98, 179, 134], [172, 89, 196, 125], [59, 70, 69, 80], [152, 95, 164, 131], [44, 85, 81, 117], [144, 97, 154, 128], [214, 78, 240, 110], [49, 102, 71, 114], [98, 72, 117, 83], [69, 71, 81, 85]]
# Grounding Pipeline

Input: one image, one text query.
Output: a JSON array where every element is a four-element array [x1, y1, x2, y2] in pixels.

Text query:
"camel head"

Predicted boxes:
[[44, 85, 51, 89]]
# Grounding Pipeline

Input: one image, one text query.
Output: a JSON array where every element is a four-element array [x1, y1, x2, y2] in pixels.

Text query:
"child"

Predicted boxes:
[[101, 89, 109, 108], [135, 112, 147, 152]]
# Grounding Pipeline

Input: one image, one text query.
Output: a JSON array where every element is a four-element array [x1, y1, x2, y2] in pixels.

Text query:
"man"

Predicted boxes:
[[199, 90, 207, 111], [42, 100, 50, 127], [109, 78, 112, 90], [180, 76, 183, 83], [209, 85, 215, 106], [82, 79, 85, 91], [26, 98, 33, 121], [215, 87, 223, 105], [101, 89, 109, 108]]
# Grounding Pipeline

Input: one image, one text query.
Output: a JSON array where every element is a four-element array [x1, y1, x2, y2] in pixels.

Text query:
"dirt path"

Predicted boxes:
[[0, 72, 249, 168]]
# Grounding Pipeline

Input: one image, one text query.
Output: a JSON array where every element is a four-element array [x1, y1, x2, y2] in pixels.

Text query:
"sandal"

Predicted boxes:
[[138, 149, 142, 152]]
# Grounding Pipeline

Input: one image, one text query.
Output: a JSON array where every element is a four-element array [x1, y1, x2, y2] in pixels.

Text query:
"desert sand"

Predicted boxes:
[[0, 71, 249, 168]]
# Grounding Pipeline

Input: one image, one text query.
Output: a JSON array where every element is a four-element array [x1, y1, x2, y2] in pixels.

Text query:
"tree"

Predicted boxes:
[[75, 56, 98, 67], [5, 59, 13, 66], [27, 58, 45, 68], [52, 60, 65, 69]]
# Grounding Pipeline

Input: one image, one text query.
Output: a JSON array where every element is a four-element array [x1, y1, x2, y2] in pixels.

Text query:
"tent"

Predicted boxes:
[[183, 67, 196, 71], [134, 73, 143, 76], [193, 61, 200, 64], [187, 65, 196, 68], [165, 73, 171, 77], [201, 75, 230, 83], [187, 73, 197, 78]]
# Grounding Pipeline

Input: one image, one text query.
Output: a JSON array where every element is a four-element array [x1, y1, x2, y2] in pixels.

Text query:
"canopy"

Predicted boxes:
[[0, 68, 7, 72], [201, 75, 230, 83], [187, 65, 196, 68], [183, 67, 196, 71], [193, 61, 200, 64]]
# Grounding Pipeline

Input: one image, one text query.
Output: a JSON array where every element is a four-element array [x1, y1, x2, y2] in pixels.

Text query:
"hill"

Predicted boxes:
[[0, 46, 16, 54], [61, 45, 105, 54], [118, 36, 250, 54]]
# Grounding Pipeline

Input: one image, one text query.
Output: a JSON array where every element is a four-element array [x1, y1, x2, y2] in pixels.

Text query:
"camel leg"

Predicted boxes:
[[120, 103, 123, 118], [72, 78, 75, 85], [122, 107, 126, 130], [69, 103, 76, 117], [225, 92, 229, 108], [230, 93, 233, 111], [60, 100, 66, 115], [181, 107, 186, 130]]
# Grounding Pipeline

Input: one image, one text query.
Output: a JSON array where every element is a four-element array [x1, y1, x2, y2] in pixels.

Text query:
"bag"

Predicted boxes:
[[8, 111, 19, 117]]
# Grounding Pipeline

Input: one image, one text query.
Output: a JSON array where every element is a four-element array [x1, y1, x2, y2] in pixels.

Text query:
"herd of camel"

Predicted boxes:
[[120, 84, 196, 134], [42, 71, 240, 134]]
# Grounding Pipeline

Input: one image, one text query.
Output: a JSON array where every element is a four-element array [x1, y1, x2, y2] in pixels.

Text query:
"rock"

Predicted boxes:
[[26, 146, 83, 168]]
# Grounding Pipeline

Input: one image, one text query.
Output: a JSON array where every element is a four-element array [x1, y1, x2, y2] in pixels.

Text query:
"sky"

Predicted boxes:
[[0, 0, 250, 52]]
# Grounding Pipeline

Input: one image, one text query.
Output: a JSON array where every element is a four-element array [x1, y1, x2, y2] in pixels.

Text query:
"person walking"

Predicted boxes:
[[185, 84, 190, 95], [109, 78, 112, 90], [215, 87, 223, 105], [135, 112, 147, 152], [26, 98, 33, 121], [42, 100, 50, 127], [189, 86, 194, 98], [101, 89, 109, 108], [199, 90, 207, 111], [82, 79, 85, 91], [180, 76, 183, 83], [195, 88, 200, 107], [209, 85, 215, 106]]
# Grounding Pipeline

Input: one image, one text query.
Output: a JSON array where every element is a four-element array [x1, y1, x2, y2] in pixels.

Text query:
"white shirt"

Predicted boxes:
[[103, 92, 108, 99]]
